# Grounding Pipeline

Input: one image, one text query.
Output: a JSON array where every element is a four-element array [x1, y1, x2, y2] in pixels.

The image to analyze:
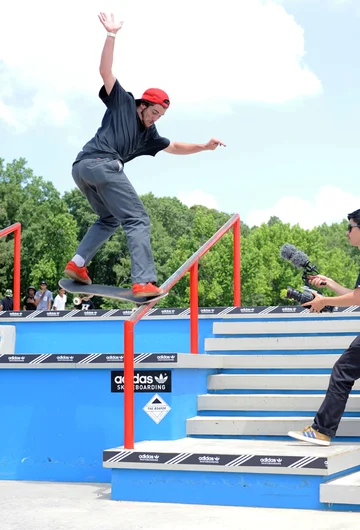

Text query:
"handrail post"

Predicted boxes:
[[233, 217, 241, 306], [190, 261, 199, 354], [13, 225, 21, 311], [124, 320, 135, 449], [0, 223, 21, 311]]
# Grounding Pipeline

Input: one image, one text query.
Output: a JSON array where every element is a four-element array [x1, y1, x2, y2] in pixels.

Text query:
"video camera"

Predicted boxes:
[[280, 243, 333, 313]]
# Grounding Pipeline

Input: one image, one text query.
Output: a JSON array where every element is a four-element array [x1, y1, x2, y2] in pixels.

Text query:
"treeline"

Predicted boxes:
[[0, 157, 358, 308]]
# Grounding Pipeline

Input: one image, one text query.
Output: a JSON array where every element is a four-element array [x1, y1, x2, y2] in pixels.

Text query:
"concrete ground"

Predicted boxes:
[[0, 481, 359, 530]]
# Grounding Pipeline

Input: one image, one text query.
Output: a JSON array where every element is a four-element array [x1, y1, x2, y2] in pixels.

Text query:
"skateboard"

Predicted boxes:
[[58, 279, 168, 305]]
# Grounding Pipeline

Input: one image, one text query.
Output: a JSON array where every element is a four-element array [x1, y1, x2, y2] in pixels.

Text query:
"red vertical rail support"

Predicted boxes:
[[0, 223, 21, 311], [233, 217, 241, 306], [124, 320, 135, 449], [13, 225, 21, 310], [190, 261, 199, 354]]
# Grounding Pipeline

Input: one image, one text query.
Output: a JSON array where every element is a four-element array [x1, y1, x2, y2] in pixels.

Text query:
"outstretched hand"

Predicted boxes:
[[98, 12, 124, 33], [204, 138, 226, 151]]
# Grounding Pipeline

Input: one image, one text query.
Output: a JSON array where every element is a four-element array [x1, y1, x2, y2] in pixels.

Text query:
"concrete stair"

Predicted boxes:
[[207, 373, 360, 391], [104, 437, 360, 510], [320, 470, 360, 506], [104, 312, 360, 510], [197, 393, 360, 412], [182, 315, 360, 508], [188, 318, 360, 443], [205, 335, 353, 351], [187, 416, 360, 437]]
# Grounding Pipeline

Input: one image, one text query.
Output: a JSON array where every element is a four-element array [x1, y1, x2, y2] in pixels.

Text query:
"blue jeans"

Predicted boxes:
[[72, 158, 157, 284]]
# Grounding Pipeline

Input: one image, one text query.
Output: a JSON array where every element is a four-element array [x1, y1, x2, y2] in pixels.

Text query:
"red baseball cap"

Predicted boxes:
[[140, 88, 170, 109]]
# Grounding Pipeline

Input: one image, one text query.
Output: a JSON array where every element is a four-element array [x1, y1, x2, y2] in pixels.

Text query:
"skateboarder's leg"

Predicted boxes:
[[72, 159, 122, 262], [94, 164, 157, 284], [65, 159, 122, 283], [68, 158, 158, 291]]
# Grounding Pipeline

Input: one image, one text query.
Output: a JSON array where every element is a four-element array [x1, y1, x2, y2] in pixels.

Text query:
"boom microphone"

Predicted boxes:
[[280, 243, 325, 285], [280, 244, 310, 269], [279, 243, 297, 261], [290, 250, 311, 269], [280, 243, 330, 311]]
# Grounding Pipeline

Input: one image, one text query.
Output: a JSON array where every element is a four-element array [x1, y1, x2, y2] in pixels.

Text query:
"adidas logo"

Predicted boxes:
[[155, 374, 168, 384], [260, 458, 282, 464], [139, 454, 160, 461], [198, 456, 221, 462]]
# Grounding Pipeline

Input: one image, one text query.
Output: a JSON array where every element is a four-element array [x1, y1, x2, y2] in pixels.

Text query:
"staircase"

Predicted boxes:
[[188, 321, 360, 439], [104, 312, 360, 510]]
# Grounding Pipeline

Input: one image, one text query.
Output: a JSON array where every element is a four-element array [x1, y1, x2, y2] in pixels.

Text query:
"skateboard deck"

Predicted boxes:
[[59, 279, 168, 305]]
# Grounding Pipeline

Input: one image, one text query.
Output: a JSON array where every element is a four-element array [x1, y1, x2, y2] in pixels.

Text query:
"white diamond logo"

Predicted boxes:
[[143, 394, 171, 424]]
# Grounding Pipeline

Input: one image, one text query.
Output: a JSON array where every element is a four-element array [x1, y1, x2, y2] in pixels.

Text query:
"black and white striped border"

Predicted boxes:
[[0, 353, 178, 365], [103, 451, 327, 469], [1, 305, 360, 319]]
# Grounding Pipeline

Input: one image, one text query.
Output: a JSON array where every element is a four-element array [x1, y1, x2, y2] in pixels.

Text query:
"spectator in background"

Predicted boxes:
[[35, 281, 53, 311], [23, 286, 37, 310], [74, 294, 95, 311], [53, 287, 67, 310], [0, 289, 14, 311]]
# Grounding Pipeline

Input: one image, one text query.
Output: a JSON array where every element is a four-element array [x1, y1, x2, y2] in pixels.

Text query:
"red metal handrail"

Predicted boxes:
[[123, 213, 241, 449], [0, 223, 21, 311]]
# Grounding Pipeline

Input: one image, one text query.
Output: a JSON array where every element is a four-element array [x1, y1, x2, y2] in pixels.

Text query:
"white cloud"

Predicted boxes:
[[332, 0, 352, 5], [275, 0, 351, 5], [0, 0, 322, 130], [178, 189, 219, 210], [246, 186, 360, 229]]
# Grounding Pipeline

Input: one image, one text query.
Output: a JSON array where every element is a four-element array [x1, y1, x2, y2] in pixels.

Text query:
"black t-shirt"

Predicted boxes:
[[23, 296, 36, 310], [75, 80, 170, 164], [74, 299, 95, 311], [0, 297, 13, 310], [355, 273, 360, 289]]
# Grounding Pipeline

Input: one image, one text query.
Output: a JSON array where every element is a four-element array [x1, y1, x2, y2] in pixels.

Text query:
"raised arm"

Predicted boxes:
[[98, 12, 124, 95], [164, 138, 226, 155]]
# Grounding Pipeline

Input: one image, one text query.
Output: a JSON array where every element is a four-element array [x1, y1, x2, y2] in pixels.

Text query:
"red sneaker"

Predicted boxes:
[[132, 283, 163, 298], [64, 261, 92, 285]]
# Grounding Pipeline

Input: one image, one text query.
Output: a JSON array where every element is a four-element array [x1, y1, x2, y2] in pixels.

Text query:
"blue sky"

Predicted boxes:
[[1, 0, 359, 229]]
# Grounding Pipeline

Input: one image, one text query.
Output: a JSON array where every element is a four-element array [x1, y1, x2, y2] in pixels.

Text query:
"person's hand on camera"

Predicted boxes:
[[302, 291, 327, 313]]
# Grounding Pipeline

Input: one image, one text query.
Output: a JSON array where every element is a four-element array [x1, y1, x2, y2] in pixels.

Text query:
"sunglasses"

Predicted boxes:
[[348, 223, 359, 232]]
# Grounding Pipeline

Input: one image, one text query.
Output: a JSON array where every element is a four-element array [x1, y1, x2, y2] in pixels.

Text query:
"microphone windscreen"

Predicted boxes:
[[291, 250, 309, 268], [280, 243, 297, 260]]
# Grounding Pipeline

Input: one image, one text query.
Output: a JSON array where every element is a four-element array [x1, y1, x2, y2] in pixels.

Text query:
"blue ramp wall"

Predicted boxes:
[[0, 366, 212, 482], [11, 319, 215, 354]]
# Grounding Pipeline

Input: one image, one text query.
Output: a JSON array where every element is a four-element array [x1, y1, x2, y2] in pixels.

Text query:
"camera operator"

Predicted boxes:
[[288, 209, 360, 446]]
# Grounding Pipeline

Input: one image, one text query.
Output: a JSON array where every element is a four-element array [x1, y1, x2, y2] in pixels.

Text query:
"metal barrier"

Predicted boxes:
[[123, 213, 241, 448], [0, 223, 21, 310]]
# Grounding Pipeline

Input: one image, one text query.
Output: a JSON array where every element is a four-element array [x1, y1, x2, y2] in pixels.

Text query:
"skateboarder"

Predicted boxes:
[[64, 12, 225, 298]]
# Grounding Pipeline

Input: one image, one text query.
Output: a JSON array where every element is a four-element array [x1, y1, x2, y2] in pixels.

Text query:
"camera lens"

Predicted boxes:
[[286, 288, 314, 305]]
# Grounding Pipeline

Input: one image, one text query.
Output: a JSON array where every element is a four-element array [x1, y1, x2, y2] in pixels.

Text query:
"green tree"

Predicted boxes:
[[0, 158, 78, 295]]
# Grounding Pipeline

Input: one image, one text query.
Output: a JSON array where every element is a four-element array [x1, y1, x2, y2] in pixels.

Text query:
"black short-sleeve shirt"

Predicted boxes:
[[74, 299, 95, 311], [23, 296, 36, 310], [75, 80, 170, 164], [355, 273, 360, 289]]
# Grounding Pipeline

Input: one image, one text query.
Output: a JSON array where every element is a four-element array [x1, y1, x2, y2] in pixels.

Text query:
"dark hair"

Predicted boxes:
[[136, 99, 152, 108], [136, 98, 169, 109], [347, 209, 360, 223]]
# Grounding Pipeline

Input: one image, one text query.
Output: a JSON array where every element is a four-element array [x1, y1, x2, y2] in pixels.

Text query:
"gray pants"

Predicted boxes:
[[72, 158, 157, 284]]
